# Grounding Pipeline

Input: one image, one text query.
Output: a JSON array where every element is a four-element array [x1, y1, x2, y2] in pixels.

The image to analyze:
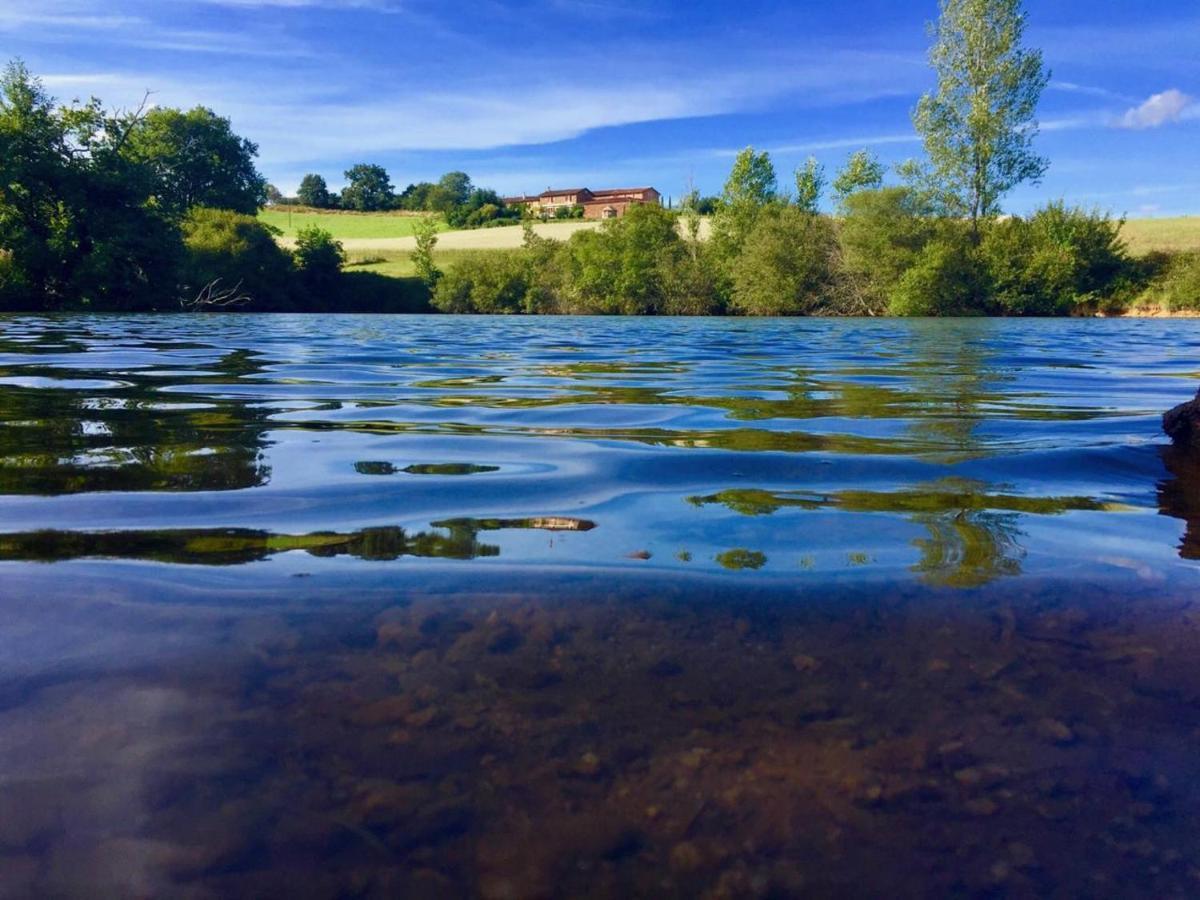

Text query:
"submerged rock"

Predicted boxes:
[[1164, 390, 1200, 449]]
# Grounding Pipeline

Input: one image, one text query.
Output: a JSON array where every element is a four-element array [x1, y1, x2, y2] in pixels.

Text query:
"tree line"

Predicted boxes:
[[278, 167, 521, 229]]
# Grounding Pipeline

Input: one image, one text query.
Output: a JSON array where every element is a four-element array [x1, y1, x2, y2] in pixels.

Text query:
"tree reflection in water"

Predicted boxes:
[[1158, 446, 1200, 560]]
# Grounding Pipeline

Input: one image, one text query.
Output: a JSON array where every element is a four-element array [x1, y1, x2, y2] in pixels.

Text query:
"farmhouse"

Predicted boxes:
[[503, 187, 662, 220]]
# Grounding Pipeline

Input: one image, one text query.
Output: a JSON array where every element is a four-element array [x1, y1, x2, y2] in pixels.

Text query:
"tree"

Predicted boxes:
[[265, 184, 283, 205], [410, 215, 442, 287], [913, 0, 1049, 237], [294, 225, 345, 298], [712, 147, 778, 261], [125, 106, 267, 217], [0, 59, 180, 309], [181, 207, 295, 309], [730, 206, 837, 315], [793, 157, 825, 214], [341, 163, 394, 211], [427, 171, 473, 215], [297, 173, 332, 209], [832, 150, 885, 205]]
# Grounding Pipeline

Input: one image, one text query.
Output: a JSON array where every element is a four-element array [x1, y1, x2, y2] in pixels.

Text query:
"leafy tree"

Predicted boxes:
[[433, 251, 530, 314], [398, 181, 435, 211], [839, 187, 940, 308], [730, 206, 837, 315], [297, 173, 332, 209], [293, 225, 345, 297], [913, 0, 1050, 236], [265, 184, 283, 205], [125, 106, 267, 217], [793, 157, 825, 214], [341, 163, 394, 211], [410, 215, 442, 287], [712, 147, 778, 256], [832, 150, 885, 205], [0, 60, 180, 309], [427, 171, 473, 215]]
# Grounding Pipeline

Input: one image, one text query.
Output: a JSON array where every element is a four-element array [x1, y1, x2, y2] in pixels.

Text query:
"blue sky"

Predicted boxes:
[[3, 0, 1197, 215]]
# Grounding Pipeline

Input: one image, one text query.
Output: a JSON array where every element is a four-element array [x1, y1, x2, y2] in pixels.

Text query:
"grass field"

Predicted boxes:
[[1120, 218, 1200, 256], [344, 248, 501, 279], [258, 207, 445, 240]]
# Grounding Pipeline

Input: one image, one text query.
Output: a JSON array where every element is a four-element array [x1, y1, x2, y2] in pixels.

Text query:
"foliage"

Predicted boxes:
[[293, 225, 345, 296], [341, 163, 394, 211], [888, 236, 985, 316], [980, 204, 1130, 315], [427, 171, 473, 214], [1143, 252, 1200, 312], [839, 187, 940, 309], [297, 173, 333, 209], [181, 207, 295, 309], [410, 215, 442, 287], [793, 157, 826, 214], [712, 147, 778, 259], [832, 150, 885, 206], [730, 206, 837, 315], [432, 251, 530, 314], [125, 106, 267, 217], [0, 59, 181, 310], [913, 0, 1049, 234]]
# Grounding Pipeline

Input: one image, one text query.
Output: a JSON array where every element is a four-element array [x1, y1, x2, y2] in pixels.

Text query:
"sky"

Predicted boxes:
[[2, 0, 1198, 216]]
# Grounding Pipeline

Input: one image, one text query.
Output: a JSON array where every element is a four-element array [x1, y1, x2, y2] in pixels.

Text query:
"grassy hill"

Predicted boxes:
[[1120, 218, 1200, 256]]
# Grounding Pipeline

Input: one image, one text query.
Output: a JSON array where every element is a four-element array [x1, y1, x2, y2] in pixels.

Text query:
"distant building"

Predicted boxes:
[[502, 186, 661, 220]]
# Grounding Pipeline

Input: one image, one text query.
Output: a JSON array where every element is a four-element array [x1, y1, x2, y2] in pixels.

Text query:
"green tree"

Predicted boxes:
[[839, 187, 940, 309], [125, 106, 267, 217], [793, 157, 825, 214], [729, 206, 837, 315], [293, 225, 345, 298], [712, 147, 778, 256], [0, 60, 180, 309], [410, 215, 442, 287], [428, 171, 473, 215], [913, 0, 1050, 237], [341, 163, 394, 211], [297, 173, 332, 208], [832, 150, 885, 205]]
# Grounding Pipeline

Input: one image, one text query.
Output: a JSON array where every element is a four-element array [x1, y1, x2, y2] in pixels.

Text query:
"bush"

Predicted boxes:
[[181, 207, 296, 309], [432, 252, 531, 314], [293, 226, 345, 296], [1144, 252, 1200, 312], [981, 204, 1130, 315], [839, 187, 939, 307], [729, 207, 837, 315], [889, 237, 986, 316]]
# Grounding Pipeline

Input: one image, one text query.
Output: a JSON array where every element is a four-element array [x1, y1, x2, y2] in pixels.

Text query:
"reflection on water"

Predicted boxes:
[[2, 314, 1200, 894]]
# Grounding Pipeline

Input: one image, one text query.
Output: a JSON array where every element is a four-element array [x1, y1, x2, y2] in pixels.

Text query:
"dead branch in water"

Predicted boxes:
[[182, 279, 252, 311]]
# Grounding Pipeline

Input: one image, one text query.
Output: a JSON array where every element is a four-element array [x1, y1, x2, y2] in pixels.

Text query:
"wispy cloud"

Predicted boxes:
[[1115, 89, 1198, 129]]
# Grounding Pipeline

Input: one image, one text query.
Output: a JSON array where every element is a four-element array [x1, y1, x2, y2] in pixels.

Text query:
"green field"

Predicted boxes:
[[344, 248, 504, 279], [1120, 218, 1200, 256], [258, 207, 445, 240]]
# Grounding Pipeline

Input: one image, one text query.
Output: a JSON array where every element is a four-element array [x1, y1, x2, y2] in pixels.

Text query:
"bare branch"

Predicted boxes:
[[181, 278, 252, 311]]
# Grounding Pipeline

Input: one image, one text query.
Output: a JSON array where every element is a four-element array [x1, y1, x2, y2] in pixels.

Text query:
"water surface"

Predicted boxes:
[[1, 314, 1199, 896]]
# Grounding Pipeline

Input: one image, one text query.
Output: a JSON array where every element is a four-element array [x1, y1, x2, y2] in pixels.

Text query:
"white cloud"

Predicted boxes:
[[1116, 89, 1197, 129]]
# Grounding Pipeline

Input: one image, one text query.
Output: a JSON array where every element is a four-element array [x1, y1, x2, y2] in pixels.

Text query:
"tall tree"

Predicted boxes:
[[341, 163, 394, 211], [913, 0, 1049, 236], [712, 147, 778, 258], [297, 173, 332, 208], [125, 106, 267, 217]]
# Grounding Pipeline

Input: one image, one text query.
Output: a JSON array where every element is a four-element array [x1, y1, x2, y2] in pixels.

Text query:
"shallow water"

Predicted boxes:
[[2, 314, 1200, 897]]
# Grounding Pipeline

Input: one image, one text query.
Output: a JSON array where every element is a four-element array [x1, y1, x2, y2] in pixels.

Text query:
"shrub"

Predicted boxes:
[[293, 226, 345, 292], [0, 248, 27, 307], [981, 204, 1130, 315], [1144, 252, 1200, 312], [729, 207, 837, 315], [181, 206, 295, 309], [839, 187, 939, 305], [888, 237, 986, 316], [431, 252, 531, 314]]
